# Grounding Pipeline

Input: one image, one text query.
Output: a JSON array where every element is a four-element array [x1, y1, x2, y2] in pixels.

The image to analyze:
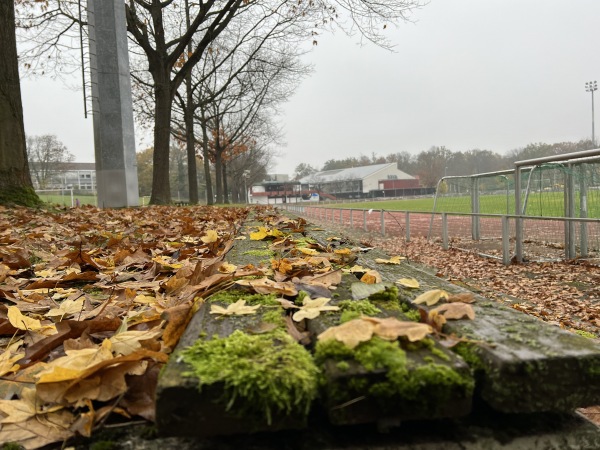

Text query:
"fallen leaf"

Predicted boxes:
[[201, 230, 219, 243], [109, 328, 162, 356], [362, 316, 433, 342], [412, 289, 449, 306], [317, 319, 374, 349], [447, 292, 476, 303], [351, 282, 389, 300], [209, 300, 261, 316], [374, 256, 405, 265], [46, 297, 85, 319], [396, 278, 420, 289], [7, 306, 42, 331], [292, 297, 340, 321], [235, 277, 298, 296], [360, 269, 382, 284], [431, 303, 476, 320], [298, 247, 319, 256]]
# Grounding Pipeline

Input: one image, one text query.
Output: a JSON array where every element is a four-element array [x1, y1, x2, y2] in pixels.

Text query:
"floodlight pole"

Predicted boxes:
[[585, 81, 598, 146]]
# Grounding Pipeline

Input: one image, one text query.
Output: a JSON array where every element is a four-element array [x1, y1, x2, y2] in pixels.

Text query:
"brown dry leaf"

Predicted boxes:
[[412, 289, 449, 306], [447, 292, 476, 303], [298, 247, 319, 256], [45, 297, 85, 319], [317, 319, 375, 349], [235, 277, 298, 296], [210, 300, 261, 317], [0, 409, 74, 449], [218, 262, 237, 273], [0, 342, 24, 377], [362, 316, 433, 342], [431, 303, 476, 320], [292, 297, 340, 321], [161, 302, 195, 350], [300, 269, 342, 288]]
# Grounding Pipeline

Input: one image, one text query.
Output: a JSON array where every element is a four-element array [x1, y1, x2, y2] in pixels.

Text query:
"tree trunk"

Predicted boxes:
[[150, 74, 172, 205], [214, 148, 223, 204], [0, 0, 39, 206], [200, 118, 213, 205], [184, 0, 198, 204], [222, 161, 229, 204]]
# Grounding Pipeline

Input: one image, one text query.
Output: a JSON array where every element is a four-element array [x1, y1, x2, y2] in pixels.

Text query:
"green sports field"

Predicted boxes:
[[322, 191, 600, 218]]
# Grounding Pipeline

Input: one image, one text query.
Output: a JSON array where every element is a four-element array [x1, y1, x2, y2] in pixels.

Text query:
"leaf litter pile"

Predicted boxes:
[[0, 204, 598, 448]]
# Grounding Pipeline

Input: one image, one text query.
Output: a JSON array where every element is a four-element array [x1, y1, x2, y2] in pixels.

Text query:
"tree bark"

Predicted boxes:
[[200, 116, 214, 205], [149, 72, 173, 205], [0, 0, 39, 206], [222, 161, 229, 204]]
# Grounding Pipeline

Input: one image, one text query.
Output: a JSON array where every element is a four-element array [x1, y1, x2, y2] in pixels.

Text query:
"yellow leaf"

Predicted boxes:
[[292, 297, 340, 321], [412, 289, 449, 306], [396, 278, 420, 289], [317, 319, 374, 349], [37, 340, 114, 383], [201, 229, 219, 243], [109, 328, 162, 356], [298, 247, 319, 256], [0, 387, 38, 423], [250, 227, 269, 240], [218, 262, 237, 273], [134, 294, 156, 304], [334, 248, 353, 255], [360, 269, 382, 284], [431, 303, 476, 320], [374, 256, 405, 264], [235, 278, 298, 296], [447, 292, 476, 303], [8, 305, 42, 331], [0, 342, 24, 377], [46, 297, 85, 319], [209, 300, 261, 316]]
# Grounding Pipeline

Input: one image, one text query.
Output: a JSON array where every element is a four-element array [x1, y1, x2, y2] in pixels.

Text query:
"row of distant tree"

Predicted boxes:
[[293, 139, 597, 187]]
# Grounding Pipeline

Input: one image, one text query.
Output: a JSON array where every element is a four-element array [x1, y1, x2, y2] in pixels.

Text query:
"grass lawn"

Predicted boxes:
[[319, 191, 600, 218], [37, 193, 97, 206]]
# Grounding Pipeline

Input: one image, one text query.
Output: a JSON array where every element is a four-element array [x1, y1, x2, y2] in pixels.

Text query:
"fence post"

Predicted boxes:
[[502, 216, 510, 265], [381, 210, 385, 236], [363, 210, 367, 232], [442, 213, 448, 250], [580, 163, 588, 257], [515, 166, 524, 262], [471, 178, 480, 240], [565, 165, 576, 259], [405, 211, 410, 242]]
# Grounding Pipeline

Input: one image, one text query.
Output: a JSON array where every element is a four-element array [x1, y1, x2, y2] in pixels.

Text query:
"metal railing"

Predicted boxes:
[[281, 204, 600, 265]]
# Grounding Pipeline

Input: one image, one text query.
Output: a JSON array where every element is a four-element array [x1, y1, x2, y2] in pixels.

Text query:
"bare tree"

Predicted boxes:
[[0, 0, 39, 206], [26, 134, 74, 189]]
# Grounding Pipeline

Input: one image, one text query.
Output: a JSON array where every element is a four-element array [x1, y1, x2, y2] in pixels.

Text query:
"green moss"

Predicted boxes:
[[401, 308, 421, 322], [0, 185, 42, 207], [336, 361, 350, 372], [261, 308, 286, 327], [340, 310, 361, 323], [368, 285, 401, 310], [338, 299, 381, 316], [181, 330, 319, 424], [90, 442, 117, 450], [315, 337, 473, 412], [296, 290, 310, 305], [430, 346, 451, 361], [1, 443, 24, 450], [208, 289, 279, 306], [452, 342, 485, 372], [574, 329, 597, 339]]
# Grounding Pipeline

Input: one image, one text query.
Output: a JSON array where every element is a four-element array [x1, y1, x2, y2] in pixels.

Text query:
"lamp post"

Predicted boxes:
[[585, 81, 598, 146]]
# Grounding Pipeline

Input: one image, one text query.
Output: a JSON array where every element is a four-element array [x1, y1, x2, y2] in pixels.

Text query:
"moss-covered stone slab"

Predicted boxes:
[[156, 291, 318, 436], [306, 273, 473, 425], [347, 244, 600, 414]]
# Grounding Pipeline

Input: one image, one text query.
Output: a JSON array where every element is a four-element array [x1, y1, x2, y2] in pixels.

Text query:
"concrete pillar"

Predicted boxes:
[[88, 0, 139, 207]]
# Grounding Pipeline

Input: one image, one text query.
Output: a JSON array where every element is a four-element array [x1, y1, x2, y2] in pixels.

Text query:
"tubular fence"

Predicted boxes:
[[280, 151, 600, 264]]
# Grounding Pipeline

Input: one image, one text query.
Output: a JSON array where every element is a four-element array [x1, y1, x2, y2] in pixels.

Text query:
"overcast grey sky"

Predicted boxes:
[[20, 0, 600, 177]]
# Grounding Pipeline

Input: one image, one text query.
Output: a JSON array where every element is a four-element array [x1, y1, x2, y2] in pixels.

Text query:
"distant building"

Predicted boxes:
[[298, 163, 420, 199], [30, 162, 97, 191]]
